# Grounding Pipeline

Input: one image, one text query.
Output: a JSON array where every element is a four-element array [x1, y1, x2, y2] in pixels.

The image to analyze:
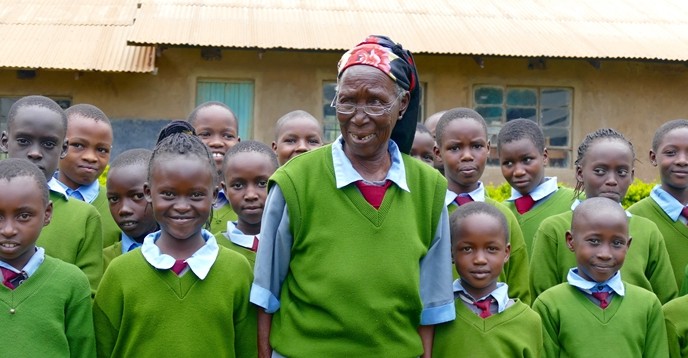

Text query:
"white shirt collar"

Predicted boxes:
[[507, 176, 558, 201], [444, 182, 486, 207], [650, 185, 685, 222], [453, 280, 510, 313], [47, 177, 70, 200], [141, 229, 219, 280], [567, 268, 625, 296], [0, 247, 45, 277], [222, 221, 259, 250]]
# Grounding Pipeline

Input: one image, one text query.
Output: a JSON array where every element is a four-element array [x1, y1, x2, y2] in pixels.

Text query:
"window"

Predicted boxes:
[[0, 96, 71, 133], [196, 80, 254, 140], [474, 86, 572, 168]]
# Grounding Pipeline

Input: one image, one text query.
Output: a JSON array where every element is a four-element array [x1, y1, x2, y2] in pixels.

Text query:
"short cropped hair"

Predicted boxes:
[[0, 158, 50, 205], [187, 101, 238, 131], [415, 122, 431, 135], [497, 118, 545, 153], [449, 202, 509, 249], [65, 104, 111, 125], [7, 95, 67, 132], [274, 110, 322, 140], [222, 140, 278, 173], [435, 108, 488, 146], [109, 148, 152, 172], [652, 119, 688, 152]]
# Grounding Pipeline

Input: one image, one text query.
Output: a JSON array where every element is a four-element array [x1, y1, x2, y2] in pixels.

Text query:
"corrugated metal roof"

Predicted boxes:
[[127, 0, 688, 61], [0, 0, 155, 72]]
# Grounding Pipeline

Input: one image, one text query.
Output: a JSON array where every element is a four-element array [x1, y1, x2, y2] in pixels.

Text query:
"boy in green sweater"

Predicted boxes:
[[433, 202, 542, 357], [497, 118, 575, 256], [533, 197, 668, 357], [57, 104, 119, 248], [1, 96, 103, 295], [664, 292, 688, 358], [214, 141, 278, 268], [435, 108, 531, 304], [0, 158, 95, 357]]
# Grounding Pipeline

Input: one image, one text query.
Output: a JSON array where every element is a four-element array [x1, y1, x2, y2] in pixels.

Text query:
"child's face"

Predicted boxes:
[[499, 138, 548, 195], [438, 119, 489, 193], [107, 165, 157, 242], [222, 152, 275, 234], [576, 139, 634, 203], [144, 156, 216, 242], [651, 127, 688, 196], [0, 176, 52, 269], [193, 106, 240, 170], [272, 117, 323, 165], [411, 131, 435, 166], [0, 106, 67, 180], [566, 211, 630, 283], [59, 115, 113, 189], [452, 213, 510, 299]]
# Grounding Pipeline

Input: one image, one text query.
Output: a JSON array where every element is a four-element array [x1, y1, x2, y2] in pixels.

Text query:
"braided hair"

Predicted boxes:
[[573, 128, 635, 198]]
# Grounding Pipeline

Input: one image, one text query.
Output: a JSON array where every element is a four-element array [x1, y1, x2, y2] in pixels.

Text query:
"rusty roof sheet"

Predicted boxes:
[[0, 0, 155, 72], [127, 0, 688, 61]]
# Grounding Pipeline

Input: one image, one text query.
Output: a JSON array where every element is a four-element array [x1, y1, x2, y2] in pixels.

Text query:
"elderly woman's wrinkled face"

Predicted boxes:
[[336, 66, 408, 160]]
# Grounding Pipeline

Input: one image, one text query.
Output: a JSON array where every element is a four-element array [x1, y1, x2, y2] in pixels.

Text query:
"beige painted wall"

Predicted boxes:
[[1, 48, 687, 185]]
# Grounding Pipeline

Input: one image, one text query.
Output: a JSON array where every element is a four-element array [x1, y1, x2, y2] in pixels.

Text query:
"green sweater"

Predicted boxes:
[[39, 191, 103, 296], [102, 241, 122, 272], [269, 145, 447, 357], [433, 299, 542, 357], [214, 231, 257, 269], [503, 187, 575, 256], [209, 203, 238, 235], [663, 294, 688, 358], [0, 255, 95, 358], [628, 197, 688, 290], [449, 197, 531, 304], [93, 248, 256, 358], [533, 282, 668, 358], [92, 186, 121, 248], [530, 211, 678, 303]]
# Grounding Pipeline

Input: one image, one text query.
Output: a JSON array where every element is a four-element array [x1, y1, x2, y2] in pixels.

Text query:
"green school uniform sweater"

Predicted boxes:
[[0, 255, 96, 358], [209, 203, 238, 235], [269, 145, 447, 358], [530, 211, 677, 303], [533, 282, 668, 358], [628, 197, 688, 290], [449, 197, 531, 304], [39, 191, 103, 296], [682, 264, 688, 296], [93, 247, 256, 358], [214, 231, 257, 269], [92, 186, 120, 248], [663, 294, 688, 358], [503, 187, 575, 256], [102, 241, 122, 272], [433, 299, 542, 357]]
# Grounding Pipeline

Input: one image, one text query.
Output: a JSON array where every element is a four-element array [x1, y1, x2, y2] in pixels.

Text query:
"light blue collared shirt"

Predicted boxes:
[[507, 177, 559, 208], [650, 185, 687, 223], [251, 137, 455, 326], [52, 172, 100, 203], [570, 199, 632, 218], [141, 229, 219, 280], [221, 221, 259, 250], [213, 189, 229, 209], [454, 280, 510, 314], [120, 232, 141, 255], [0, 247, 45, 277], [567, 268, 625, 296], [47, 177, 70, 200], [444, 182, 486, 207]]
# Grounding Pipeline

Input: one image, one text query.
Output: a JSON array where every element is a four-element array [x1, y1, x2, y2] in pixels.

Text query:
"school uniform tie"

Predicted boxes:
[[170, 259, 188, 276], [355, 180, 392, 210], [1, 267, 26, 290], [681, 206, 688, 223], [591, 291, 610, 309], [474, 298, 492, 319], [455, 195, 473, 206], [514, 194, 536, 214], [251, 236, 259, 252]]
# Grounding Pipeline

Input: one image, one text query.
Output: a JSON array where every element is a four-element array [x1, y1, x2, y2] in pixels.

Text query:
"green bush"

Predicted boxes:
[[98, 165, 109, 187]]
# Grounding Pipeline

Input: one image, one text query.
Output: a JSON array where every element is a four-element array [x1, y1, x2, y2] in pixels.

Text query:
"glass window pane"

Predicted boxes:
[[547, 149, 569, 168], [506, 88, 537, 106], [541, 88, 571, 108], [544, 127, 569, 147], [475, 106, 503, 126], [541, 108, 570, 127], [322, 81, 339, 143], [506, 108, 537, 121], [474, 86, 503, 105]]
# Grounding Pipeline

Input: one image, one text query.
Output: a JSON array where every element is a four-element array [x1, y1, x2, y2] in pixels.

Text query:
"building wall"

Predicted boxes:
[[1, 48, 687, 184]]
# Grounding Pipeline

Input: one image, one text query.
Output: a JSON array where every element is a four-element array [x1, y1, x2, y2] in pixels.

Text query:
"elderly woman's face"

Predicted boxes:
[[336, 66, 408, 160]]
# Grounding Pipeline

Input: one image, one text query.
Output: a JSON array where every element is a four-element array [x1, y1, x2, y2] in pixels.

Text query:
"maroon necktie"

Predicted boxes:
[[474, 298, 492, 318], [1, 267, 21, 290], [455, 195, 473, 206], [355, 180, 392, 210], [591, 291, 610, 309], [251, 236, 259, 252], [681, 207, 688, 224], [170, 259, 188, 276], [514, 195, 536, 214]]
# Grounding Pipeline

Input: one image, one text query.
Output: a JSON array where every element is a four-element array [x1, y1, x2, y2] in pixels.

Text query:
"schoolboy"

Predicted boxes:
[[0, 96, 103, 295], [497, 118, 575, 256], [57, 104, 119, 248], [424, 110, 447, 173], [532, 198, 668, 357], [411, 123, 435, 167], [435, 108, 531, 304], [272, 110, 323, 166], [664, 291, 688, 358], [187, 101, 240, 234], [433, 202, 542, 357], [103, 149, 158, 271], [214, 141, 278, 268], [0, 158, 95, 357]]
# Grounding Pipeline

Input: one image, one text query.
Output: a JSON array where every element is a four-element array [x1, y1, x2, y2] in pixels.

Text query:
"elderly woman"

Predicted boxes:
[[250, 36, 455, 357]]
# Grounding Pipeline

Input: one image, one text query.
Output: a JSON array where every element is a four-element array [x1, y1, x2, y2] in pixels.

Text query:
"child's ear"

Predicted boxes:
[[566, 231, 574, 252], [59, 139, 68, 159], [143, 182, 153, 203], [212, 185, 219, 201], [43, 201, 53, 226], [220, 181, 226, 196], [503, 242, 511, 263], [627, 237, 632, 249], [0, 131, 8, 153], [486, 140, 491, 153], [542, 147, 549, 166], [649, 150, 657, 166], [271, 141, 278, 152], [433, 145, 441, 160], [575, 165, 584, 184]]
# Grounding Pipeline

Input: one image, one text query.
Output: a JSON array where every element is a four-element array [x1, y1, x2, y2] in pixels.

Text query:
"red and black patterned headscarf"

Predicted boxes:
[[337, 35, 421, 154]]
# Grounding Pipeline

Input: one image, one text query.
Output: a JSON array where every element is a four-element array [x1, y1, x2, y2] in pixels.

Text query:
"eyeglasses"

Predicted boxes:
[[330, 92, 403, 117]]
